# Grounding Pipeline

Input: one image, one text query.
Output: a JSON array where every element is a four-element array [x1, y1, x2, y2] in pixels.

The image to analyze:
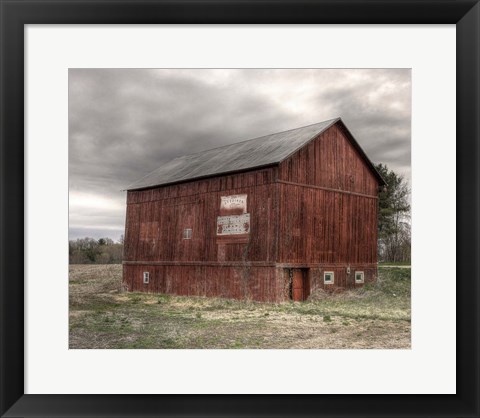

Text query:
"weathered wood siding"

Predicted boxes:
[[278, 123, 378, 195], [275, 122, 379, 286], [123, 167, 283, 301], [123, 121, 381, 301], [124, 167, 278, 264], [123, 264, 285, 302], [276, 183, 377, 265]]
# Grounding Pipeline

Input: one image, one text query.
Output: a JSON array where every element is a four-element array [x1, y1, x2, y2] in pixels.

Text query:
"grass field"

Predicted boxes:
[[69, 265, 411, 349]]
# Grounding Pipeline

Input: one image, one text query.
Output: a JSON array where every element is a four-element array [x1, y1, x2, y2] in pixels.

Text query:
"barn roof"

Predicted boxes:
[[126, 117, 385, 190]]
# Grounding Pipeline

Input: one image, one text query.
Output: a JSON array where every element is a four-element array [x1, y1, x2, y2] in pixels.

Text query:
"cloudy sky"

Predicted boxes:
[[69, 69, 411, 242]]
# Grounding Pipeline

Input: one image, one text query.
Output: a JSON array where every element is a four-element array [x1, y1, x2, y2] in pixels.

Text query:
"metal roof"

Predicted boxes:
[[126, 117, 384, 190]]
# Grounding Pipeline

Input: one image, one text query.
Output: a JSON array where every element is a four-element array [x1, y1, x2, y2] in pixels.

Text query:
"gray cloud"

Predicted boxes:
[[69, 69, 411, 240]]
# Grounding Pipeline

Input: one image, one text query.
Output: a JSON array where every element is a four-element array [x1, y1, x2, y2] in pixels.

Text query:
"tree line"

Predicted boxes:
[[69, 236, 124, 264], [69, 164, 410, 264]]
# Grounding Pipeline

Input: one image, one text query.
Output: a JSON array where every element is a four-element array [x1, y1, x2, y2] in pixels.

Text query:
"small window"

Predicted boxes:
[[324, 271, 334, 284], [183, 228, 192, 239], [355, 271, 364, 283], [143, 271, 149, 284]]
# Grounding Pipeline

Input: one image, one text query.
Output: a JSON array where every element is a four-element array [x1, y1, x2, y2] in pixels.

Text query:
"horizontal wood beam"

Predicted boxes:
[[277, 180, 378, 199], [123, 261, 379, 268], [123, 261, 276, 267]]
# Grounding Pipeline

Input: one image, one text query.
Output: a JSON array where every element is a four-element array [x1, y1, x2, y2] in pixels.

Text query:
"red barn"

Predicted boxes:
[[123, 118, 385, 302]]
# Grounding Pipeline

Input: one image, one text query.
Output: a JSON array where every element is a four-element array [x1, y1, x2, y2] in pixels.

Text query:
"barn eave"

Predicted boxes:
[[124, 162, 279, 191]]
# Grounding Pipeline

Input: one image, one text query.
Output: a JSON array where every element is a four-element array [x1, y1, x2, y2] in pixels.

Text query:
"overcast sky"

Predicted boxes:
[[69, 68, 411, 242]]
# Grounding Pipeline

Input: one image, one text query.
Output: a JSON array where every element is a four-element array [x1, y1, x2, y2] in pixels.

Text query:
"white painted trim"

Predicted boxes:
[[143, 271, 150, 284]]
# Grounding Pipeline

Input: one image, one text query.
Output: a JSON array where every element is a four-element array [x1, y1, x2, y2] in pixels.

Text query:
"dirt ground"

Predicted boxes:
[[69, 264, 411, 349]]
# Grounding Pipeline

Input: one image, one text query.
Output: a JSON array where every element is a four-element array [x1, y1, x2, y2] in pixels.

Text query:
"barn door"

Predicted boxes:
[[292, 269, 305, 301]]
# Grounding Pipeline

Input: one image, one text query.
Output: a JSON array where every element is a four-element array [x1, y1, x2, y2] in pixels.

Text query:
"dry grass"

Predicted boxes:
[[69, 265, 411, 349]]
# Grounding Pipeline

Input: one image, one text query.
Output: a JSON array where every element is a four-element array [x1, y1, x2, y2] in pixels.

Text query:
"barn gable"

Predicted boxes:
[[126, 118, 384, 191], [278, 119, 383, 196]]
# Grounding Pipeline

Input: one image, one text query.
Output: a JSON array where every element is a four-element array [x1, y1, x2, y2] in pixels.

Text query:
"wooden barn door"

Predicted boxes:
[[292, 269, 309, 301]]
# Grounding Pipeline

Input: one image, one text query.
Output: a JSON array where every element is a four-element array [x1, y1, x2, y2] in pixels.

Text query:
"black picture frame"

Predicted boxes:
[[1, 1, 479, 417]]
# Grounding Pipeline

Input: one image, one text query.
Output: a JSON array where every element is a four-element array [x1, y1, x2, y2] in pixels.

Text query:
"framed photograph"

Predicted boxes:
[[1, 1, 479, 417]]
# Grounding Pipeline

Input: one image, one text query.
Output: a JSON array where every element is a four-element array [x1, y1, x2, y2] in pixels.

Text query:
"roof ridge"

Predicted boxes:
[[173, 117, 340, 159]]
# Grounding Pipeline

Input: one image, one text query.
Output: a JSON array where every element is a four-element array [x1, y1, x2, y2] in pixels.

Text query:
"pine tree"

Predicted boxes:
[[375, 164, 411, 262]]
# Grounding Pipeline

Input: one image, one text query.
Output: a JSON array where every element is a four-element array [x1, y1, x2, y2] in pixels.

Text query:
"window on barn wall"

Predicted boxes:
[[183, 228, 192, 239], [143, 271, 149, 284], [324, 271, 334, 284], [355, 271, 364, 283]]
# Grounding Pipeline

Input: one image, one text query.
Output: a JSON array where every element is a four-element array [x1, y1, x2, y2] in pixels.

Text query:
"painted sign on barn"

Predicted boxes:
[[220, 194, 247, 215], [216, 214, 250, 235]]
